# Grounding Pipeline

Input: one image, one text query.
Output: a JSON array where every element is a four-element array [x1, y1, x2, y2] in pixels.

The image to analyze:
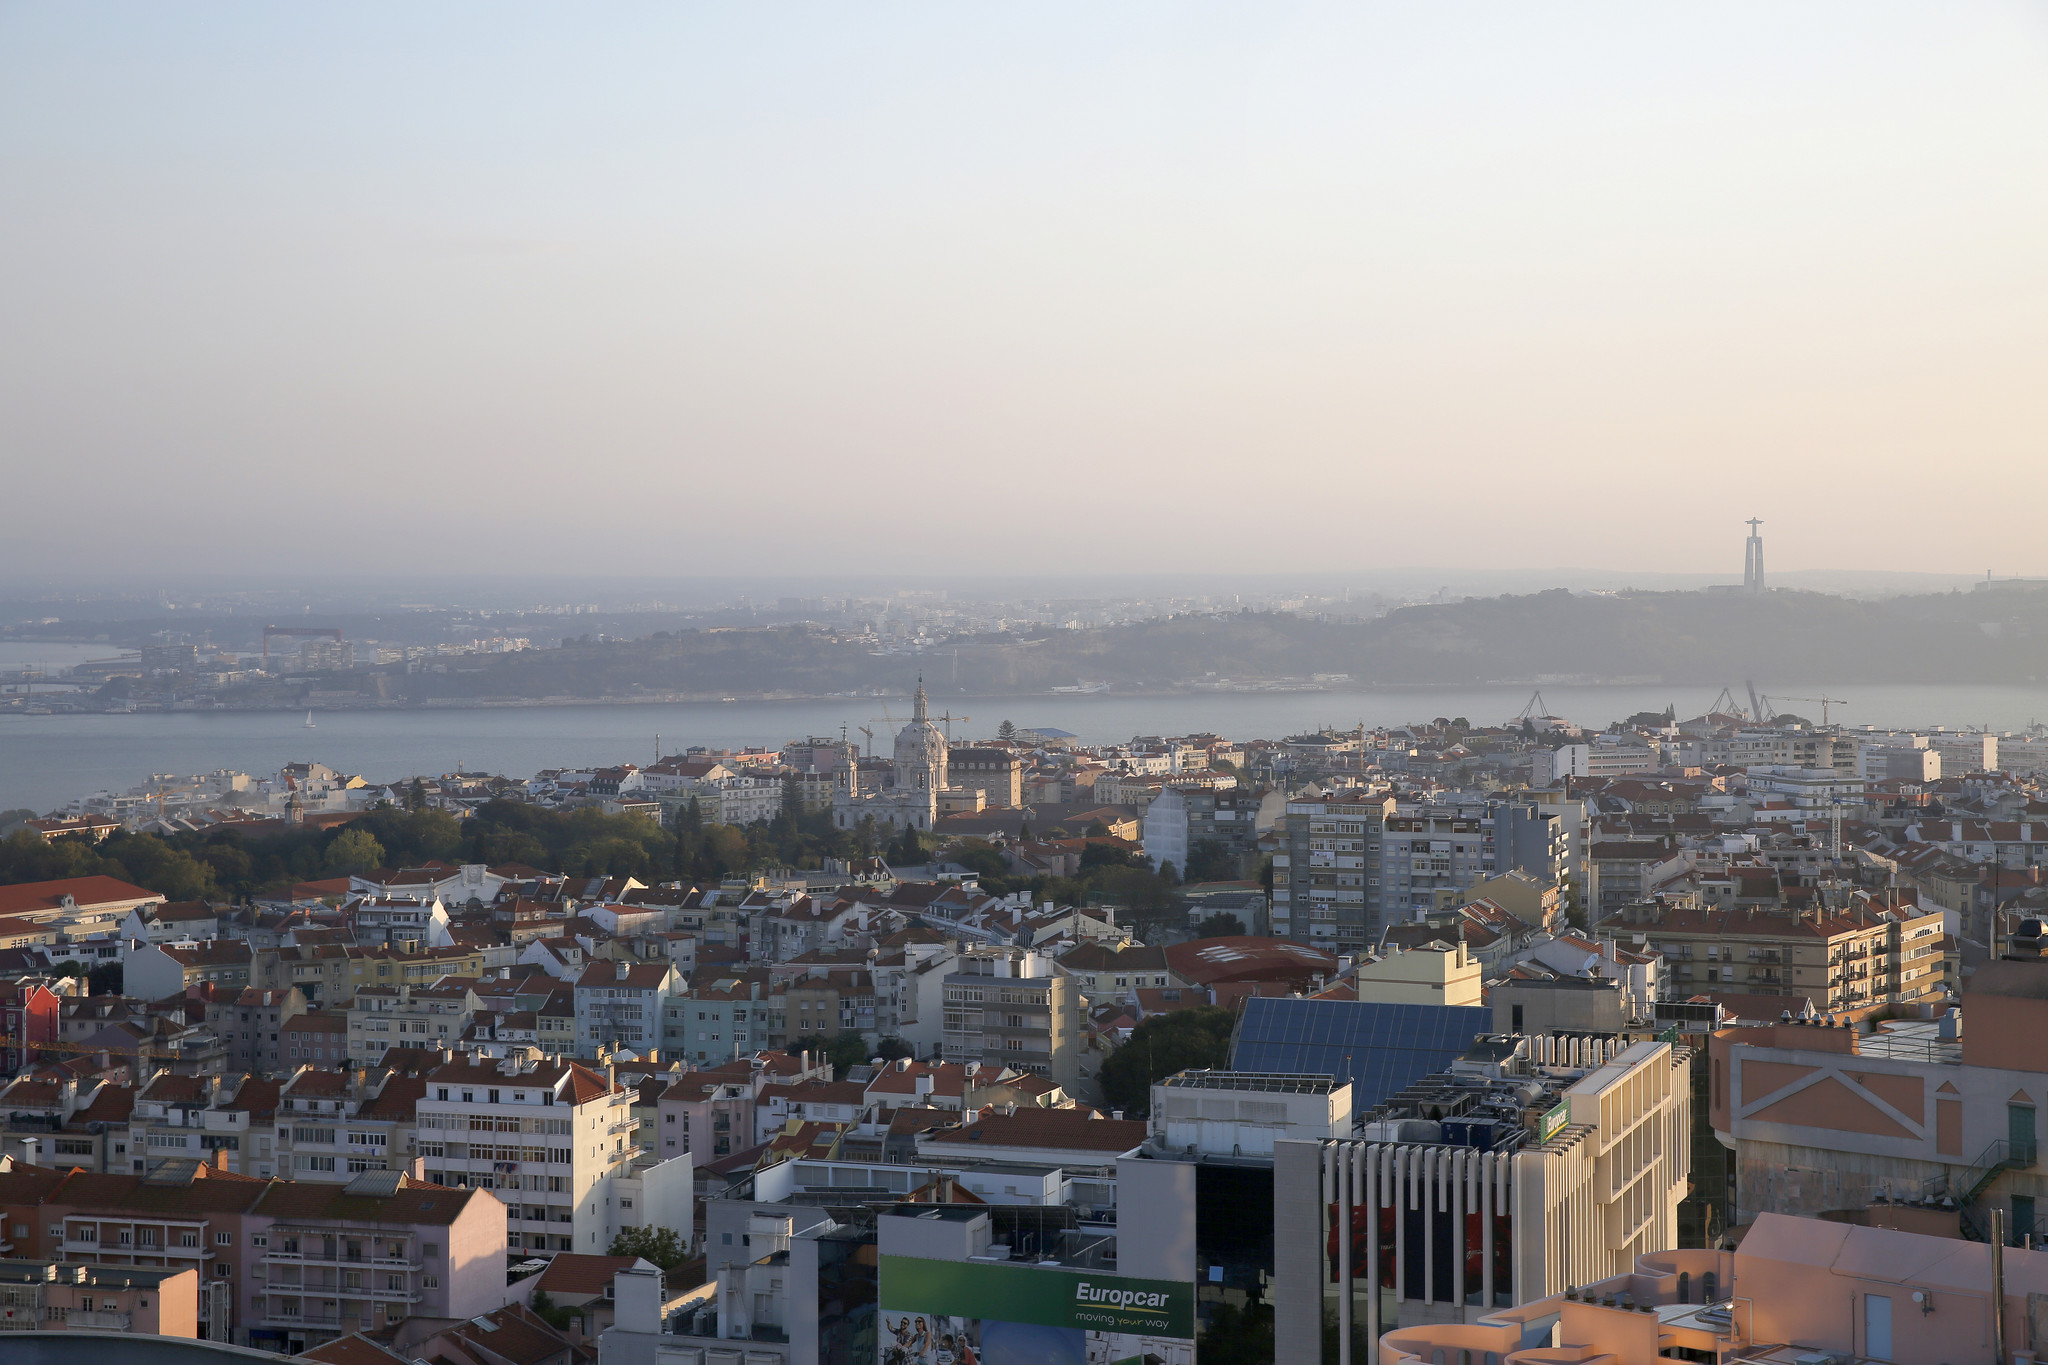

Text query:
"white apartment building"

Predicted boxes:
[[346, 983, 480, 1064], [941, 946, 1083, 1092], [1531, 744, 1657, 786], [575, 959, 683, 1055], [417, 1050, 639, 1255], [1744, 765, 1866, 810]]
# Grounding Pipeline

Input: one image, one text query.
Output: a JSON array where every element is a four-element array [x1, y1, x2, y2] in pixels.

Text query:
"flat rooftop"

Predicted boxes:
[[1159, 1070, 1342, 1094]]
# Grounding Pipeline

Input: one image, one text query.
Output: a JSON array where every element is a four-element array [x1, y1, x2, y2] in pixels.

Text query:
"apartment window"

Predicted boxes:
[[436, 1088, 449, 1101], [423, 1275, 439, 1289]]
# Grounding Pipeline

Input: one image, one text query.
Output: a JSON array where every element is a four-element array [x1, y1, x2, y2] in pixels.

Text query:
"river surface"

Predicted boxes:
[[2, 682, 2046, 814]]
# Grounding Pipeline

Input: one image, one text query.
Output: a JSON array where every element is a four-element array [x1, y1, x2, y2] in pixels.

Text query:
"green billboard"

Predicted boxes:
[[880, 1254, 1195, 1365]]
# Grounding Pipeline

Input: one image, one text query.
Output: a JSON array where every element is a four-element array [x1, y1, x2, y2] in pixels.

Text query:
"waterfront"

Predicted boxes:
[[3, 682, 2046, 816]]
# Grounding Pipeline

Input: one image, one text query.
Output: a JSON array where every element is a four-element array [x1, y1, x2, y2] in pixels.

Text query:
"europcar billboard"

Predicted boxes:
[[879, 1254, 1196, 1365]]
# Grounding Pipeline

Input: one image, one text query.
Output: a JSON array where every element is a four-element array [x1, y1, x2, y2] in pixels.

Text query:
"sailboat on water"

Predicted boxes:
[[303, 710, 316, 729]]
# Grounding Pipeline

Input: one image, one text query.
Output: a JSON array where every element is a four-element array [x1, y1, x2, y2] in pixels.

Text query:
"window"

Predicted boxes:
[[423, 1275, 439, 1289], [437, 1088, 449, 1101]]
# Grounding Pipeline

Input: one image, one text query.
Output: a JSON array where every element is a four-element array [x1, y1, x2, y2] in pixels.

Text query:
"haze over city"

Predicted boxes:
[[7, 9, 2048, 1365], [4, 2, 2046, 579]]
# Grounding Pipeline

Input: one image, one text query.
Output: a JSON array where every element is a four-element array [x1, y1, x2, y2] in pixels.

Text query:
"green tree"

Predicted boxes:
[[800, 1030, 873, 1077], [997, 719, 1016, 741], [1193, 911, 1245, 939], [1183, 838, 1241, 884], [406, 777, 428, 813], [1097, 1006, 1236, 1118], [528, 1289, 575, 1330], [321, 827, 386, 876], [874, 1036, 913, 1061], [608, 1225, 689, 1269]]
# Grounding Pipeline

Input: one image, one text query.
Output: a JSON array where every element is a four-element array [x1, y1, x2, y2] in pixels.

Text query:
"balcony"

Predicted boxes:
[[263, 1250, 414, 1270], [260, 1311, 348, 1331], [69, 1311, 132, 1330]]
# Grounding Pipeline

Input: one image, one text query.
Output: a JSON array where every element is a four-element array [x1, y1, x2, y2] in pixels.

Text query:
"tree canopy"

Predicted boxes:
[[1096, 1006, 1236, 1119], [0, 789, 881, 903], [607, 1225, 689, 1270]]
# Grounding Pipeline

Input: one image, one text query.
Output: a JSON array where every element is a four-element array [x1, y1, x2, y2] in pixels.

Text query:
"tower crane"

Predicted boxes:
[[1766, 694, 1849, 726]]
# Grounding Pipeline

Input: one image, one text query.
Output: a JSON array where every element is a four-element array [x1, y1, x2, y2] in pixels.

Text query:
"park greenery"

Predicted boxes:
[[0, 792, 1206, 941]]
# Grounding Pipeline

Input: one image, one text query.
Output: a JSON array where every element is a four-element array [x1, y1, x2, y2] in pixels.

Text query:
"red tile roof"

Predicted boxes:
[[0, 875, 161, 916]]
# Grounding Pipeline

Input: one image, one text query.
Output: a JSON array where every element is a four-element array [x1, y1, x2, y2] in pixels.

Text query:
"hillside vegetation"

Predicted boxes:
[[363, 588, 2048, 699]]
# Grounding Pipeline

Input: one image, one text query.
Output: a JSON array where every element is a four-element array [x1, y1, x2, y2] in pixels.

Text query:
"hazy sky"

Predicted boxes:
[[4, 3, 2045, 580]]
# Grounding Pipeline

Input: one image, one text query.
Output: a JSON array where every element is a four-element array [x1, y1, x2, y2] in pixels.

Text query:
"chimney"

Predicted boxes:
[[616, 960, 630, 981]]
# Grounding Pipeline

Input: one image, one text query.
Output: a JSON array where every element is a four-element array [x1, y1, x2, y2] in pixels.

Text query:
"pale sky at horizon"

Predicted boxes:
[[3, 3, 2045, 579]]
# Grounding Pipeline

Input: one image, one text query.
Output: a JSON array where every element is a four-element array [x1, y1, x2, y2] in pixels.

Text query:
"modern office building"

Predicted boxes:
[[1273, 1037, 1693, 1363]]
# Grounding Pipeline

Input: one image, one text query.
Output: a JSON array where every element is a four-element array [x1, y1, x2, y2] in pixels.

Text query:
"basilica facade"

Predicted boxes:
[[832, 682, 950, 832]]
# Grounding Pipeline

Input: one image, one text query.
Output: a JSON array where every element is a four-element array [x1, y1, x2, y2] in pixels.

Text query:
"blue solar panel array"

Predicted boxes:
[[1229, 997, 1495, 1107]]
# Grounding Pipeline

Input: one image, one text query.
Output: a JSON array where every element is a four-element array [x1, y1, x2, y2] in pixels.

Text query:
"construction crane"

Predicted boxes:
[[1745, 681, 1768, 724], [872, 706, 970, 741], [1768, 694, 1849, 726], [855, 725, 875, 759]]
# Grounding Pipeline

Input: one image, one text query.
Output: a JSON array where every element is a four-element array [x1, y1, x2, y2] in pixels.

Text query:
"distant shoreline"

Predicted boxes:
[[8, 673, 2046, 720]]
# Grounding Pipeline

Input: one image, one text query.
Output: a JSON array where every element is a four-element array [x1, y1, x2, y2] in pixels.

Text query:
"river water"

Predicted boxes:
[[2, 682, 2045, 815]]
